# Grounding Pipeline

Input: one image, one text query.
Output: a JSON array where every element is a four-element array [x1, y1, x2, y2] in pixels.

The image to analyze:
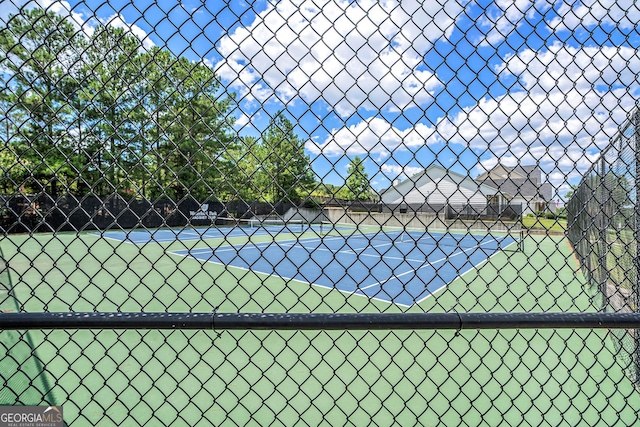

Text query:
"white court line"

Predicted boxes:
[[413, 237, 519, 304], [183, 235, 346, 253], [174, 234, 510, 306], [168, 248, 408, 307], [96, 231, 199, 245], [359, 238, 500, 291], [180, 236, 428, 264]]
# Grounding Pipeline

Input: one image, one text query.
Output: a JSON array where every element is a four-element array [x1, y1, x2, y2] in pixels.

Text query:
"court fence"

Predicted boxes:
[[445, 203, 523, 221], [1, 1, 640, 426], [0, 193, 522, 234], [566, 108, 640, 386], [0, 194, 305, 233]]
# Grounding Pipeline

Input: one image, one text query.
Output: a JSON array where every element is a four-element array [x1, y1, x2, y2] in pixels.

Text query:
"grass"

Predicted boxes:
[[522, 215, 567, 232], [1, 230, 639, 425]]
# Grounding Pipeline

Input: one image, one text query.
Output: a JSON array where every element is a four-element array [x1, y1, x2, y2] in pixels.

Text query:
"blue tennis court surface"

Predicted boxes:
[[170, 230, 518, 307]]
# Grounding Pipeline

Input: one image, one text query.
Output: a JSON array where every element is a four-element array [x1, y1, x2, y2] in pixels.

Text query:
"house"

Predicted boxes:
[[475, 164, 552, 215], [380, 165, 505, 211]]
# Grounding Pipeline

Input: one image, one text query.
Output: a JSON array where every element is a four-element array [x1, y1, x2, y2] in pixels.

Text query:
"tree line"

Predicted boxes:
[[0, 8, 375, 204]]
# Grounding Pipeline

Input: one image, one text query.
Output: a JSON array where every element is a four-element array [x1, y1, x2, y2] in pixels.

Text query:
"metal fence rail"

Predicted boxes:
[[1, 1, 640, 425], [3, 312, 640, 330]]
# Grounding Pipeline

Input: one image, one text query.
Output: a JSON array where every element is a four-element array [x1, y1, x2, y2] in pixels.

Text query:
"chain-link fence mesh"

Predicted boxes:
[[566, 109, 640, 388], [1, 0, 640, 425]]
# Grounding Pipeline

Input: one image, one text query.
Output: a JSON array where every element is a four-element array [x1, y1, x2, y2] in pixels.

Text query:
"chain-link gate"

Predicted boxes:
[[1, 1, 640, 425]]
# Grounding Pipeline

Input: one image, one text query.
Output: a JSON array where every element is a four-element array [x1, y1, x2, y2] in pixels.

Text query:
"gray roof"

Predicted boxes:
[[477, 177, 552, 201], [380, 165, 500, 195], [475, 164, 551, 201], [381, 164, 551, 201], [509, 165, 541, 184]]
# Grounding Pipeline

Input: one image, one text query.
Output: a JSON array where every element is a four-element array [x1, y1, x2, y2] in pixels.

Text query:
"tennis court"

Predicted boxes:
[[158, 226, 520, 306], [5, 1, 640, 424], [3, 230, 639, 426]]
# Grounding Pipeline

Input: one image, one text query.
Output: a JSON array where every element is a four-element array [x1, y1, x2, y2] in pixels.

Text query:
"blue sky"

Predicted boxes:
[[3, 0, 640, 199]]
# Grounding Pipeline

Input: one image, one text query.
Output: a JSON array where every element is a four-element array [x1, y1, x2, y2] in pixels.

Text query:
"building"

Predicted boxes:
[[475, 164, 552, 215], [380, 165, 505, 211]]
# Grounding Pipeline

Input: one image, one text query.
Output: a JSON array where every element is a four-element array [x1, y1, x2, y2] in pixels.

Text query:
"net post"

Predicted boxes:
[[599, 156, 608, 311], [518, 203, 524, 252]]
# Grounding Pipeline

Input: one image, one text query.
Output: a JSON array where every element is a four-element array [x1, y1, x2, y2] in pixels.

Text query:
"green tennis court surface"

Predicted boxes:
[[1, 231, 638, 425]]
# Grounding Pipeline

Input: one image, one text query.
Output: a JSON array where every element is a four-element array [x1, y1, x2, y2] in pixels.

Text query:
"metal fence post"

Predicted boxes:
[[599, 157, 607, 311], [634, 108, 640, 385]]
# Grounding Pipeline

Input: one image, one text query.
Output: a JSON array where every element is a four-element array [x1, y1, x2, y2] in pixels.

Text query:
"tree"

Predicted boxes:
[[311, 183, 342, 199], [136, 48, 177, 199], [223, 136, 264, 201], [151, 57, 237, 200], [343, 156, 374, 201], [79, 24, 145, 196], [0, 8, 238, 202], [80, 31, 237, 200], [563, 184, 578, 201], [256, 113, 316, 203], [0, 8, 85, 195]]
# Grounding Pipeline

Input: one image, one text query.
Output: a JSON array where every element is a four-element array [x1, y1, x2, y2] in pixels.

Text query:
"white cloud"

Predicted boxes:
[[548, 0, 640, 31], [234, 113, 251, 127], [1, 0, 90, 34], [1, 1, 154, 50], [306, 117, 439, 156], [496, 43, 640, 94], [214, 0, 462, 116], [439, 43, 640, 180], [476, 0, 552, 47], [380, 164, 424, 180], [101, 14, 155, 50], [311, 42, 639, 189]]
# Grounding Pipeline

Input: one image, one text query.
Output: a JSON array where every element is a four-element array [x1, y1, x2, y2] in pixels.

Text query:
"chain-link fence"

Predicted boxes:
[[1, 1, 640, 425], [566, 109, 640, 388]]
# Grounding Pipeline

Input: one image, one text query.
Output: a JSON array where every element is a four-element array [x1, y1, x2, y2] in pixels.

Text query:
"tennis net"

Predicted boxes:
[[335, 224, 524, 252], [215, 217, 332, 234]]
